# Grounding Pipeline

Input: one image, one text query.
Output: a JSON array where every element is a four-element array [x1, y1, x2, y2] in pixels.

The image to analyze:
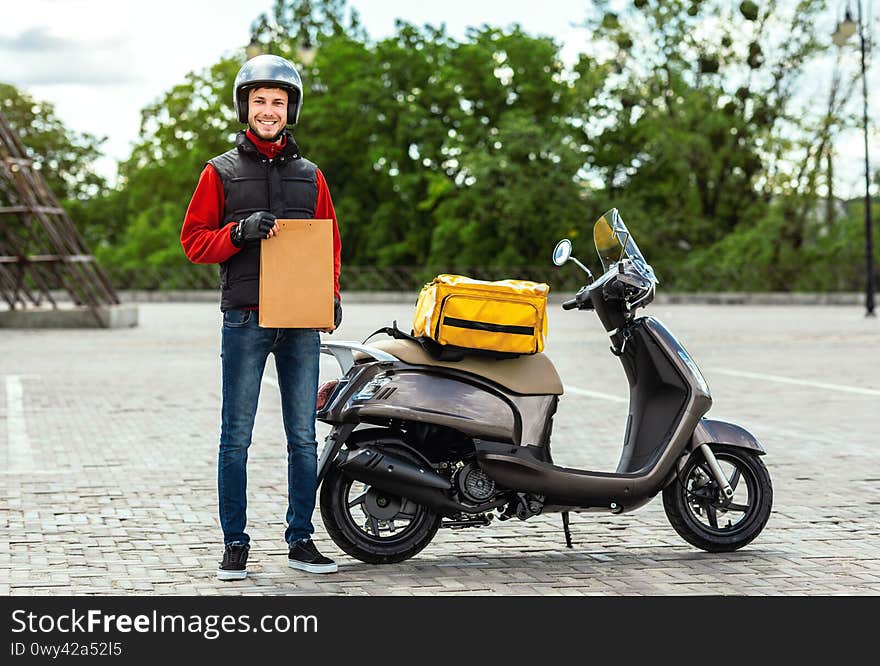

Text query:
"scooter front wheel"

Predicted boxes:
[[663, 446, 772, 552], [319, 446, 442, 564]]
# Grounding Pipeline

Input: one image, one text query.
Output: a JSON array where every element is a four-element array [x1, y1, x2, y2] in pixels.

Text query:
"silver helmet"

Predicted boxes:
[[233, 54, 303, 125]]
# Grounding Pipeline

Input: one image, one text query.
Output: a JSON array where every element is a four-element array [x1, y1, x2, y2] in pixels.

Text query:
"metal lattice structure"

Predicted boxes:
[[0, 110, 119, 320]]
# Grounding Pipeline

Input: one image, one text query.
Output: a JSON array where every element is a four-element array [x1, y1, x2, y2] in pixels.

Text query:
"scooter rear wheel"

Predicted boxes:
[[663, 446, 772, 552], [320, 445, 443, 564]]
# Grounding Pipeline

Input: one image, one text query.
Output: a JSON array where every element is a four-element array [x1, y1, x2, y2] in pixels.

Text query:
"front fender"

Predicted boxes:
[[690, 418, 766, 455], [662, 418, 766, 489]]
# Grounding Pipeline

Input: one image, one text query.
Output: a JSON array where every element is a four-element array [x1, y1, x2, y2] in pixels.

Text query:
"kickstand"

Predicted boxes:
[[561, 511, 573, 549]]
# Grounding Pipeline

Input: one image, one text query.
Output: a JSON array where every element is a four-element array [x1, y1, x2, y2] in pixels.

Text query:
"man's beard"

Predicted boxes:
[[249, 123, 285, 143]]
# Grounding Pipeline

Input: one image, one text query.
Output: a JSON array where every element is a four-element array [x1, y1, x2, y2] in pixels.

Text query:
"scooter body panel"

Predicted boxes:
[[354, 369, 517, 442], [319, 357, 560, 446]]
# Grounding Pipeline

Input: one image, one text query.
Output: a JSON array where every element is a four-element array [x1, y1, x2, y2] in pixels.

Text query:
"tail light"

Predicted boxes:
[[316, 380, 339, 411]]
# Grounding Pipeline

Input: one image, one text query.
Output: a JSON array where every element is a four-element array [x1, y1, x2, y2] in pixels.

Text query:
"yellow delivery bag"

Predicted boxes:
[[413, 274, 549, 355]]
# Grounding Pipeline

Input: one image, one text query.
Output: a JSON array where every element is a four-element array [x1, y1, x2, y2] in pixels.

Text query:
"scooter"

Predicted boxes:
[[315, 209, 772, 563]]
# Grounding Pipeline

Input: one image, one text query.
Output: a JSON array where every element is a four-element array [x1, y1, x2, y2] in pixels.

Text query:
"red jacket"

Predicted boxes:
[[180, 130, 342, 300]]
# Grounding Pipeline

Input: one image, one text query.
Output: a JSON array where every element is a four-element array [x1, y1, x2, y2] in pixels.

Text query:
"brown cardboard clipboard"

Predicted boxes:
[[258, 218, 333, 328]]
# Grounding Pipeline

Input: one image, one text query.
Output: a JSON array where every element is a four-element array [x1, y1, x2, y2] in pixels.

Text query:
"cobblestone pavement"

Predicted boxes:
[[2, 302, 879, 595]]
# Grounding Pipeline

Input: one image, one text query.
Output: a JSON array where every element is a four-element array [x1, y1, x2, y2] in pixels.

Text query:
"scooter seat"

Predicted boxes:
[[357, 338, 564, 396]]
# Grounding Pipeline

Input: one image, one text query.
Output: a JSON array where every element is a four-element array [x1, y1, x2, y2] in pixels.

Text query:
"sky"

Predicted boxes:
[[0, 0, 877, 198]]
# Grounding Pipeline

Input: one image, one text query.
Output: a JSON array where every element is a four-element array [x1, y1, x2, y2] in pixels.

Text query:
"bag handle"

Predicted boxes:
[[362, 320, 420, 345], [361, 321, 466, 361]]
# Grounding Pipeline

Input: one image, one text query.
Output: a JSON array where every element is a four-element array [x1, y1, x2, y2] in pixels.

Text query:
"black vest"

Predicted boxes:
[[209, 130, 318, 311]]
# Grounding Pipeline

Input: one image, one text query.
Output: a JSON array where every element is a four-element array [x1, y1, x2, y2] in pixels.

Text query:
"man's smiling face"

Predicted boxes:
[[247, 87, 288, 141]]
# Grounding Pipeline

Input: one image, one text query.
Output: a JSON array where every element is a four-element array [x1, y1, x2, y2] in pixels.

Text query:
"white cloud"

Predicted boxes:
[[0, 26, 72, 51], [0, 27, 135, 85]]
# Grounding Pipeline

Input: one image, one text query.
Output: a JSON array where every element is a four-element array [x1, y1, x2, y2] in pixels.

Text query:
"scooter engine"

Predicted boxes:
[[455, 463, 497, 503]]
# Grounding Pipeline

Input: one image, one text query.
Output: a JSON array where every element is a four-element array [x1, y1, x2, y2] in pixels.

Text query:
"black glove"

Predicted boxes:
[[231, 211, 276, 247], [333, 296, 342, 328]]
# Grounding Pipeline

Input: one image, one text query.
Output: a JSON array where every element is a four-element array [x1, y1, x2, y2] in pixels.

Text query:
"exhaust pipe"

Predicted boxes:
[[336, 447, 504, 518]]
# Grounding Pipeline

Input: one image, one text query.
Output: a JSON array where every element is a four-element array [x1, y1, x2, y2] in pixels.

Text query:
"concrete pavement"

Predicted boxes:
[[2, 302, 879, 595]]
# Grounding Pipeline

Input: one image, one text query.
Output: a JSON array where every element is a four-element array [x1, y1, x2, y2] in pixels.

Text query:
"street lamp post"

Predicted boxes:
[[833, 2, 875, 317]]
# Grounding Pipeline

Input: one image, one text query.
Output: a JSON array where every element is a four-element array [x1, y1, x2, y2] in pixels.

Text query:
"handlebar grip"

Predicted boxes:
[[562, 298, 578, 310]]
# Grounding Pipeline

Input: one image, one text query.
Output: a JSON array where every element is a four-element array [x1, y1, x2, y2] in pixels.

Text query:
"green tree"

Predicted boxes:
[[255, 6, 599, 271], [578, 0, 832, 288], [426, 26, 599, 268]]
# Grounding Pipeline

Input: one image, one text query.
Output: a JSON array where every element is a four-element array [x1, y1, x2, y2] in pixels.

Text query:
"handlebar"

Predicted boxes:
[[560, 263, 655, 313], [556, 250, 657, 320]]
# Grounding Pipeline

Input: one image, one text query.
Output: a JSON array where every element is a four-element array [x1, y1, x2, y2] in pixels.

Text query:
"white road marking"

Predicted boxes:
[[563, 385, 628, 403], [262, 375, 279, 389], [6, 376, 34, 471], [712, 368, 880, 397]]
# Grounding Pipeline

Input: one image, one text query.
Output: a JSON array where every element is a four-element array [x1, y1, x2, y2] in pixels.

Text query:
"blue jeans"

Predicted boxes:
[[218, 308, 320, 547]]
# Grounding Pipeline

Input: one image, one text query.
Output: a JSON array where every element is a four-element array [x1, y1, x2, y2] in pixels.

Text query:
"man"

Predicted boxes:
[[180, 54, 341, 580]]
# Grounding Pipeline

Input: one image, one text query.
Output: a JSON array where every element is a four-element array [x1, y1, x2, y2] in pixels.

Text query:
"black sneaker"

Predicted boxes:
[[288, 539, 337, 574], [217, 543, 249, 581]]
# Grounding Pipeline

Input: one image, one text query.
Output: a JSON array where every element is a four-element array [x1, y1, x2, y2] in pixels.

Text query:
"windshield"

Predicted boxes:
[[593, 208, 657, 283]]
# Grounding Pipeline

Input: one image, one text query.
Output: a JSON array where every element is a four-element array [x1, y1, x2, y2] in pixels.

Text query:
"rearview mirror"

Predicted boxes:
[[552, 237, 593, 281], [552, 239, 572, 266]]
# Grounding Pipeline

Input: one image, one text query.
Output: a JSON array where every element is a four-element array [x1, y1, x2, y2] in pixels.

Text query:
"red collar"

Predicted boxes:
[[246, 128, 287, 159]]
